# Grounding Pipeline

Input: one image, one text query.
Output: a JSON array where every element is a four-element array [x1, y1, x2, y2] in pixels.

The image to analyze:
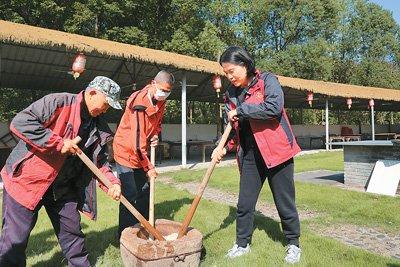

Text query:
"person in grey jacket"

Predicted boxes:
[[0, 76, 122, 267]]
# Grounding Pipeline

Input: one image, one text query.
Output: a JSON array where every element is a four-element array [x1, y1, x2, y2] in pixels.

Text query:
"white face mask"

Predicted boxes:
[[154, 88, 171, 101]]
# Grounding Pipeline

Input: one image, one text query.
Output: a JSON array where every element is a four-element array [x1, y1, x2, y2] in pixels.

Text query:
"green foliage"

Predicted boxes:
[[105, 26, 148, 46], [1, 0, 400, 124], [249, 0, 343, 52], [0, 88, 48, 122], [195, 21, 226, 60], [259, 38, 334, 80], [163, 28, 197, 56], [64, 1, 125, 37], [163, 100, 218, 124], [334, 0, 400, 86], [0, 0, 72, 29], [163, 100, 182, 124]]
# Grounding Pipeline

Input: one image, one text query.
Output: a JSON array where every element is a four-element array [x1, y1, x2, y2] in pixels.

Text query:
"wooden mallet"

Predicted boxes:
[[149, 145, 156, 227], [73, 136, 165, 241], [177, 123, 232, 238], [148, 145, 156, 240]]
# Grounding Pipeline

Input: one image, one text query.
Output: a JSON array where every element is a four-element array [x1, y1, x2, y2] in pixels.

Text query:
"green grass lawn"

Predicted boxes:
[[294, 151, 344, 173], [1, 151, 399, 266], [166, 151, 400, 233], [3, 184, 397, 266], [169, 151, 344, 186]]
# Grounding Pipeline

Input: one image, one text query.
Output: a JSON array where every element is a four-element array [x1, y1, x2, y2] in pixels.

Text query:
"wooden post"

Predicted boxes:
[[149, 146, 156, 226]]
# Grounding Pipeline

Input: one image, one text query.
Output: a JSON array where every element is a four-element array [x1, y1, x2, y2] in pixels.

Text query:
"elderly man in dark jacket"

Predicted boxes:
[[0, 76, 122, 267]]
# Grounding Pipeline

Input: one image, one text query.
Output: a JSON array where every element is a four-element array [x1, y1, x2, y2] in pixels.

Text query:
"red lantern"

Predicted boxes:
[[306, 91, 313, 107], [71, 53, 86, 79], [346, 98, 352, 109], [212, 75, 222, 97], [368, 99, 375, 108]]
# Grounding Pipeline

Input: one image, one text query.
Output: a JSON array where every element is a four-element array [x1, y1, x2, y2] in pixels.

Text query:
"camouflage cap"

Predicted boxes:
[[87, 76, 122, 109]]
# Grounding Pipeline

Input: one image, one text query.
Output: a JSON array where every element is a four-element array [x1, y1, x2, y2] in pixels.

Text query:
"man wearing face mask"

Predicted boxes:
[[113, 70, 174, 237]]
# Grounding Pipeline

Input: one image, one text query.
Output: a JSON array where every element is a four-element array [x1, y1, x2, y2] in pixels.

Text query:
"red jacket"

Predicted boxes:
[[0, 92, 120, 219], [225, 71, 301, 168], [113, 85, 165, 171]]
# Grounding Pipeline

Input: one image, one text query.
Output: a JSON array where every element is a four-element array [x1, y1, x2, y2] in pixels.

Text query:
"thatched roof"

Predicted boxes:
[[0, 20, 223, 75], [279, 76, 400, 102], [1, 19, 400, 109]]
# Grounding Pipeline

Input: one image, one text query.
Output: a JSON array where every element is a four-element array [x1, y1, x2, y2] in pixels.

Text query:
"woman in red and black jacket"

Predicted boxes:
[[212, 46, 302, 264]]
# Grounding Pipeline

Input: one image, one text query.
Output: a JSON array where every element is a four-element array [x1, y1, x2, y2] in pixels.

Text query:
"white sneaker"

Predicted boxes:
[[285, 244, 301, 264], [226, 243, 251, 258]]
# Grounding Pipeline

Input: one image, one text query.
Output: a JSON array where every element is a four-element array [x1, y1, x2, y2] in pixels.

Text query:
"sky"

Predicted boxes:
[[369, 0, 400, 25]]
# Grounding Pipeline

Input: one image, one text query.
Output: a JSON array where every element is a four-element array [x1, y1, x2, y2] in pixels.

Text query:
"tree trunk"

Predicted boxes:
[[95, 15, 99, 37]]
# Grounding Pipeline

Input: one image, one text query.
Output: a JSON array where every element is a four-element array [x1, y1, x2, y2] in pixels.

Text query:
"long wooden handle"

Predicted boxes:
[[149, 146, 156, 227], [74, 137, 165, 241], [177, 123, 233, 238]]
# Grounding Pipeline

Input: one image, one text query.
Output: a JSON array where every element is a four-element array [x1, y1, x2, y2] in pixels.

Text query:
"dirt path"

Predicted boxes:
[[158, 176, 400, 260]]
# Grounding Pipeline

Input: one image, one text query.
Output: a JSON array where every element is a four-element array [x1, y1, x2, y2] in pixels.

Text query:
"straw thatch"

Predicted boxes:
[[1, 19, 400, 102], [278, 75, 400, 102], [0, 20, 224, 75]]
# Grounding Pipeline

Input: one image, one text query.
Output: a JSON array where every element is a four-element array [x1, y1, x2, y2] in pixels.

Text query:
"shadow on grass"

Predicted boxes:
[[203, 206, 286, 248], [155, 197, 193, 220], [203, 206, 236, 241], [27, 229, 58, 258], [29, 222, 90, 267], [254, 211, 286, 246], [86, 225, 120, 264], [200, 246, 208, 262], [31, 251, 66, 267], [27, 216, 90, 258], [32, 224, 119, 267]]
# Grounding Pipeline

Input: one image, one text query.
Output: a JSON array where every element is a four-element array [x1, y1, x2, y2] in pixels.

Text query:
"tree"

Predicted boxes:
[[0, 0, 72, 29], [163, 27, 197, 56], [0, 89, 48, 122], [259, 38, 334, 80], [333, 0, 400, 87], [1, 0, 400, 125], [64, 0, 125, 37], [195, 21, 226, 60]]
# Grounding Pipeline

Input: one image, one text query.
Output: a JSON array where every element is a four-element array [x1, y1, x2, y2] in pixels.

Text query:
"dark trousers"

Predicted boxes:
[[116, 163, 149, 237], [0, 187, 89, 267], [236, 147, 300, 247]]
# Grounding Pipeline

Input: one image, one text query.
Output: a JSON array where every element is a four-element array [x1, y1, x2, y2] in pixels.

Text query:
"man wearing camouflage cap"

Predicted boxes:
[[0, 76, 122, 266]]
